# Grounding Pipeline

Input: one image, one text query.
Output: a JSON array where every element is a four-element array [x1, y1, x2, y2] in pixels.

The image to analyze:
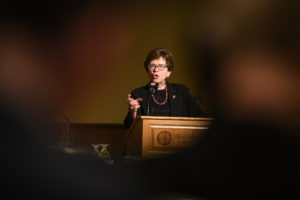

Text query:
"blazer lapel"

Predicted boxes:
[[140, 85, 149, 115]]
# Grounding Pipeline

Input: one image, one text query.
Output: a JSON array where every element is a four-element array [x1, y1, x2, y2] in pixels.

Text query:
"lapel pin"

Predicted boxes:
[[172, 95, 176, 99]]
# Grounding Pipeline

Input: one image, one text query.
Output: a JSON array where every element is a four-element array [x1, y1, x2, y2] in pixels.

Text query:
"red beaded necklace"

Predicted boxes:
[[152, 86, 168, 105]]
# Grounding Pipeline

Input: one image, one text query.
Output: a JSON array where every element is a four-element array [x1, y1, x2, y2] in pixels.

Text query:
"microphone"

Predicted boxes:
[[147, 82, 158, 115], [148, 82, 158, 94]]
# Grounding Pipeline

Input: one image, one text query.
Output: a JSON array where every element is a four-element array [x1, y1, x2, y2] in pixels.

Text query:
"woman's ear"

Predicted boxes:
[[167, 71, 172, 78]]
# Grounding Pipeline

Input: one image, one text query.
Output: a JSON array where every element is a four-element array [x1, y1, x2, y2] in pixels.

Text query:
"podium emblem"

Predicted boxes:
[[157, 131, 172, 146]]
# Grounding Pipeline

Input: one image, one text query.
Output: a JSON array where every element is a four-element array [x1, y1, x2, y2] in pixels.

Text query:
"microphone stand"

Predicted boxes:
[[147, 82, 158, 116]]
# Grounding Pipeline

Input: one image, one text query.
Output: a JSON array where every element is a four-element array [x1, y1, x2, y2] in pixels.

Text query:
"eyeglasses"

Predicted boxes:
[[148, 64, 168, 71]]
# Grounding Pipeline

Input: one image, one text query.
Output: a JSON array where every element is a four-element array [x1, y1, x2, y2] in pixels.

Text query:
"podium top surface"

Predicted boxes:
[[136, 116, 214, 121]]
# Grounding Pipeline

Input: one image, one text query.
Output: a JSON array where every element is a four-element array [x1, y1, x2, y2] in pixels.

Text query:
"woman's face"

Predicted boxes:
[[148, 57, 171, 83]]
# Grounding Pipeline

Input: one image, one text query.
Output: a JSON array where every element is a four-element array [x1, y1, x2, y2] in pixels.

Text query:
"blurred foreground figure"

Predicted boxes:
[[0, 1, 145, 199], [135, 1, 300, 199]]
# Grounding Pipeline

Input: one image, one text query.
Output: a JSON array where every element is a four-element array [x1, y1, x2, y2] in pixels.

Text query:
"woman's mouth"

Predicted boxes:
[[153, 74, 159, 79]]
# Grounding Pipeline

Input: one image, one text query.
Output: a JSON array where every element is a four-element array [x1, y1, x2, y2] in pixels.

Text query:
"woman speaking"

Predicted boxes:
[[124, 48, 205, 129]]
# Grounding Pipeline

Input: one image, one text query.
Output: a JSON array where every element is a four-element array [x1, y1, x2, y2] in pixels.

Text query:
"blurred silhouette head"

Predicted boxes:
[[197, 0, 300, 130], [0, 1, 86, 114]]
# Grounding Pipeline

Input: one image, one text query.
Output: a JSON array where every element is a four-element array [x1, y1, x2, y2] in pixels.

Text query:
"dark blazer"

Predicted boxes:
[[124, 82, 206, 129]]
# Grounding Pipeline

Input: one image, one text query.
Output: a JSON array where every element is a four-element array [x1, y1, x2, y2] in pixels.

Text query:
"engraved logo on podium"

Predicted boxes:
[[157, 131, 172, 146]]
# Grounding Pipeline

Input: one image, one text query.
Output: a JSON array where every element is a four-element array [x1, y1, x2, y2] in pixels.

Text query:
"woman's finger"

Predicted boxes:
[[136, 98, 143, 102], [127, 94, 134, 102]]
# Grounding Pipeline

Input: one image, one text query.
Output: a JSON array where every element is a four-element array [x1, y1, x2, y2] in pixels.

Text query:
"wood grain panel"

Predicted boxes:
[[126, 116, 213, 158]]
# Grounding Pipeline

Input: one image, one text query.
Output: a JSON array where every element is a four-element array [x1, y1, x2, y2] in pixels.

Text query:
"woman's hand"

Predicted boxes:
[[127, 94, 143, 119]]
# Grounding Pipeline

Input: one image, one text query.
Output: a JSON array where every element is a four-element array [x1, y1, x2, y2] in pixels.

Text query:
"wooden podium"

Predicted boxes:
[[125, 116, 213, 158]]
